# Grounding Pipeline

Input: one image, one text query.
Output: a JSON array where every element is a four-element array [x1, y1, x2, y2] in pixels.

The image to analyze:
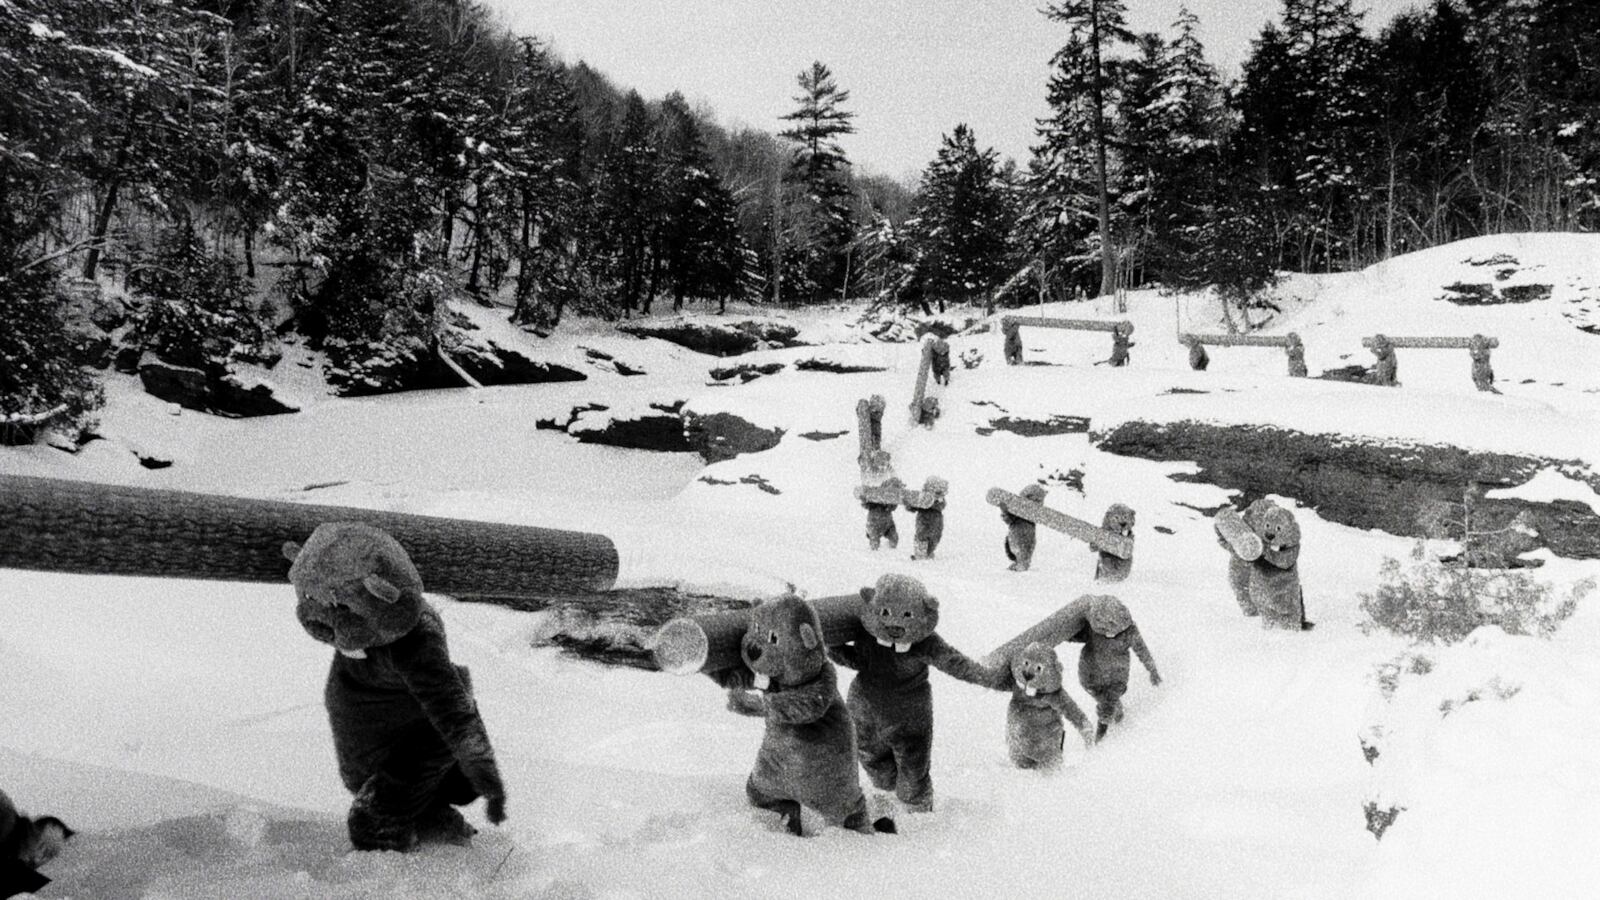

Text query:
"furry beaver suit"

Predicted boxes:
[[285, 522, 507, 852]]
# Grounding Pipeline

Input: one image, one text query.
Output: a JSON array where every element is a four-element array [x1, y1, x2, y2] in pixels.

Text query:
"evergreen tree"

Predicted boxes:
[[905, 125, 1016, 311], [778, 61, 857, 302], [1041, 0, 1134, 297]]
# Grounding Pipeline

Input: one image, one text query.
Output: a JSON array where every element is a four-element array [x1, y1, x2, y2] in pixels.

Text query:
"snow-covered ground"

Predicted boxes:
[[4, 234, 1599, 898]]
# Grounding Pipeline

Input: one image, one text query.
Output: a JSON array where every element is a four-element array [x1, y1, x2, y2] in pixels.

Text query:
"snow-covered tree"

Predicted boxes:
[[778, 61, 857, 302], [905, 125, 1017, 311]]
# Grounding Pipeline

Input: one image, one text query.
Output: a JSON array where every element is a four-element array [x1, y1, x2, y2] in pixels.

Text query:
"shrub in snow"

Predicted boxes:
[[0, 254, 104, 444], [1359, 494, 1593, 644], [126, 227, 276, 372]]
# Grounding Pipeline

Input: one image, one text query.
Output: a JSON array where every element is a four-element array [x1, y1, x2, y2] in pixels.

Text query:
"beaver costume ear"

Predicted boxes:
[[859, 586, 875, 603], [923, 595, 939, 612], [363, 574, 402, 604], [799, 623, 819, 650], [282, 540, 302, 562]]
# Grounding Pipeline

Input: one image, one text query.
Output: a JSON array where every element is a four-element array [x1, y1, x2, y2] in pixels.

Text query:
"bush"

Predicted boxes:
[[0, 252, 103, 444], [1360, 540, 1592, 644], [126, 227, 275, 371]]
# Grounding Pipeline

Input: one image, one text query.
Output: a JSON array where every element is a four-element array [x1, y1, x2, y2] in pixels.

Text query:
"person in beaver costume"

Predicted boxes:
[[285, 522, 507, 852]]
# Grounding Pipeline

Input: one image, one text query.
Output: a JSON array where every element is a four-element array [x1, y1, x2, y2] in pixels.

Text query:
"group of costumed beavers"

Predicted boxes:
[[273, 481, 1303, 849], [4, 486, 1307, 895]]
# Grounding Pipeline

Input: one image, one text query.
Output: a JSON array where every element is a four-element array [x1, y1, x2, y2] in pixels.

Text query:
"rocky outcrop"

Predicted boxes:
[[138, 357, 299, 418], [681, 410, 784, 463], [709, 362, 786, 383], [328, 338, 585, 397], [1093, 419, 1600, 560], [794, 357, 888, 374], [618, 319, 805, 356], [570, 406, 693, 453]]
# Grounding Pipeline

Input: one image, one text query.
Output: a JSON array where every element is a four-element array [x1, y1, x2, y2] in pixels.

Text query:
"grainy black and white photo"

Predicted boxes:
[[3, 0, 1598, 896]]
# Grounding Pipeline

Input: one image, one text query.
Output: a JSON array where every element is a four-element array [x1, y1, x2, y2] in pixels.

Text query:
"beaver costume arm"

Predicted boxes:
[[762, 666, 841, 726], [389, 614, 508, 822], [1128, 625, 1162, 685], [827, 642, 865, 671], [919, 634, 1011, 690], [1043, 689, 1093, 734]]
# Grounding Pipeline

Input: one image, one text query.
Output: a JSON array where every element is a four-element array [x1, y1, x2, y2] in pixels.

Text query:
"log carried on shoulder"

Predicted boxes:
[[651, 593, 868, 674], [982, 594, 1094, 667], [856, 394, 885, 462], [985, 487, 1134, 559], [1002, 315, 1133, 334], [1181, 332, 1299, 348], [909, 339, 935, 422], [1360, 335, 1498, 350], [0, 474, 619, 599], [1213, 507, 1264, 561], [854, 484, 938, 509]]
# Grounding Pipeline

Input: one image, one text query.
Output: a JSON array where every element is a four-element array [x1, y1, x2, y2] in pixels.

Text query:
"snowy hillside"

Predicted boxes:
[[4, 234, 1600, 898]]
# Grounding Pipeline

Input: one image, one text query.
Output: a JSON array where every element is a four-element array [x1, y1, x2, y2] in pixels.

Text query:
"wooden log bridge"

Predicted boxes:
[[651, 594, 867, 674], [1362, 333, 1499, 391], [0, 475, 619, 600], [1001, 316, 1133, 366], [1180, 332, 1307, 376]]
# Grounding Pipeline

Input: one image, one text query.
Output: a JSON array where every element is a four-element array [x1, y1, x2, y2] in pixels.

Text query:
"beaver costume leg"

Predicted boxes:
[[1088, 687, 1125, 741], [850, 702, 899, 793], [347, 726, 479, 851], [885, 724, 935, 811]]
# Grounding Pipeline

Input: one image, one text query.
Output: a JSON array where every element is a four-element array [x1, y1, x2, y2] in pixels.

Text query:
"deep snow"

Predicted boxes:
[[3, 234, 1599, 899]]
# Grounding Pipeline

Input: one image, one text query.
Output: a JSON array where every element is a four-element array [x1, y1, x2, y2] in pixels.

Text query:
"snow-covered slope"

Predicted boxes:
[[3, 235, 1599, 898]]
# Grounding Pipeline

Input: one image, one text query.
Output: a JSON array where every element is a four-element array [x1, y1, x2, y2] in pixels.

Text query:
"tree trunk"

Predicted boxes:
[[82, 137, 130, 281], [1090, 0, 1116, 299]]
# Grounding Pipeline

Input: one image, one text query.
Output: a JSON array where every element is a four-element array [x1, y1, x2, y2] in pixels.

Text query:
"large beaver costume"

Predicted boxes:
[[285, 523, 506, 852]]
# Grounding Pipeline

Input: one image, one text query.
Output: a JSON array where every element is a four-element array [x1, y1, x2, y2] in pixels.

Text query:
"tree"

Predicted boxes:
[[905, 125, 1016, 311], [1042, 0, 1134, 297], [778, 61, 857, 302]]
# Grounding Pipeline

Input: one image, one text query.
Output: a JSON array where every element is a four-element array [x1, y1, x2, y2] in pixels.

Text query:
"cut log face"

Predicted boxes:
[[985, 488, 1134, 559], [1360, 335, 1499, 349], [1214, 507, 1264, 561], [0, 475, 619, 598], [856, 398, 876, 459], [853, 484, 938, 509], [983, 594, 1095, 667], [650, 594, 869, 674]]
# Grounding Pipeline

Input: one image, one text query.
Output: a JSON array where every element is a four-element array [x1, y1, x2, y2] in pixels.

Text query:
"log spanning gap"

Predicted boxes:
[[0, 475, 619, 599], [1001, 315, 1133, 367], [1179, 332, 1307, 377], [1362, 333, 1499, 391]]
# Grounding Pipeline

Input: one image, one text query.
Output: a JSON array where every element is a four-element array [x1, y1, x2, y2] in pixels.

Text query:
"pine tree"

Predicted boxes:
[[905, 125, 1017, 311], [596, 91, 663, 315], [778, 61, 857, 303], [1041, 0, 1134, 297]]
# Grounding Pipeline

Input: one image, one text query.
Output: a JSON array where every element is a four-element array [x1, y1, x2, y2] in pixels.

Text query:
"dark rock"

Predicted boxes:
[[1317, 364, 1374, 383], [138, 358, 211, 411], [330, 338, 586, 396], [1160, 387, 1210, 395], [800, 430, 848, 441], [537, 403, 608, 432], [73, 333, 114, 369], [709, 362, 786, 383], [571, 412, 692, 453], [682, 410, 784, 463], [138, 357, 298, 418], [1439, 282, 1498, 304], [1501, 283, 1552, 303], [975, 415, 1090, 437], [137, 452, 173, 470], [1466, 253, 1518, 268], [794, 357, 889, 374], [1042, 468, 1086, 493], [1154, 525, 1175, 535], [113, 345, 144, 374], [619, 319, 805, 357], [581, 346, 646, 376], [1364, 802, 1402, 840], [698, 474, 782, 495], [1093, 419, 1600, 560]]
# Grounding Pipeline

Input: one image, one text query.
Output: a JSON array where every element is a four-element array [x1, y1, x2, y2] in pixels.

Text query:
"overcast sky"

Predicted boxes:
[[485, 0, 1420, 182]]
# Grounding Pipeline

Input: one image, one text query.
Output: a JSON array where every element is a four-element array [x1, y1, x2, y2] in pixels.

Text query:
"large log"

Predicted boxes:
[[985, 488, 1134, 558], [1001, 315, 1133, 334], [651, 593, 867, 675], [0, 475, 619, 599], [1361, 335, 1498, 350], [908, 340, 934, 421], [1180, 332, 1297, 348], [982, 594, 1095, 666]]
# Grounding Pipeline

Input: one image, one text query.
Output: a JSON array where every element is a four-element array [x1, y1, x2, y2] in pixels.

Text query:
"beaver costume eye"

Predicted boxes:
[[767, 630, 779, 645], [902, 610, 913, 618], [880, 607, 891, 617]]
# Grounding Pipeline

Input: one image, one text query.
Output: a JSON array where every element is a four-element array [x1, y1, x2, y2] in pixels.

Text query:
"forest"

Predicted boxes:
[[2, 0, 1596, 431]]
